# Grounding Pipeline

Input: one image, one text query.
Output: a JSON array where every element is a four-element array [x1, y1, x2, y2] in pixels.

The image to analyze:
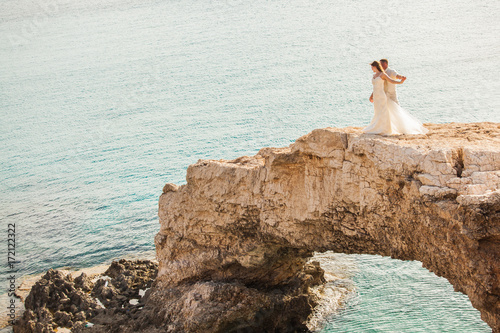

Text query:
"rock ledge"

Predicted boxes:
[[153, 122, 499, 332]]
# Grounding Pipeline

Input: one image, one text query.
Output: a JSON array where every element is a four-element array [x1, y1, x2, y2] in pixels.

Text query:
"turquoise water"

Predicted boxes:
[[0, 0, 498, 330], [319, 254, 490, 332]]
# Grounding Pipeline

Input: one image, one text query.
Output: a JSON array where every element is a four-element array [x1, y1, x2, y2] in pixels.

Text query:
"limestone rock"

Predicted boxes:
[[153, 122, 500, 332]]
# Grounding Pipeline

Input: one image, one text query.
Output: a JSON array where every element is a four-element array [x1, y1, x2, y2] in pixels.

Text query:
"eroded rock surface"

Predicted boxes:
[[153, 123, 499, 332], [14, 123, 499, 332], [14, 259, 158, 333]]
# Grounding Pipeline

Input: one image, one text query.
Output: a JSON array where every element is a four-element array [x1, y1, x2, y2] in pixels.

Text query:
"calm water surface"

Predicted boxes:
[[0, 0, 498, 331]]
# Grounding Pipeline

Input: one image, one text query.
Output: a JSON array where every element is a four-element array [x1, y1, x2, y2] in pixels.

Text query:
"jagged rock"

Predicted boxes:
[[14, 259, 158, 333], [74, 273, 93, 292], [53, 311, 72, 327], [162, 183, 179, 193], [92, 279, 120, 308], [90, 259, 158, 311], [103, 259, 157, 292], [303, 262, 326, 287], [14, 269, 100, 333], [137, 274, 318, 333], [152, 123, 500, 332], [13, 123, 500, 332]]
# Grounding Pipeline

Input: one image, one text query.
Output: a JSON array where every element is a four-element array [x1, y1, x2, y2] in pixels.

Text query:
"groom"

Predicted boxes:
[[369, 58, 406, 105]]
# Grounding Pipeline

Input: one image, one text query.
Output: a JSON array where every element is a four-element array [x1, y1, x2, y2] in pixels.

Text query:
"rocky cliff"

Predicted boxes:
[[149, 122, 499, 332]]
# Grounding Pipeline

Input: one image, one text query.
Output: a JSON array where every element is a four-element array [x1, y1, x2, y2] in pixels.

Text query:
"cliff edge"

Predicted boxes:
[[150, 122, 499, 332]]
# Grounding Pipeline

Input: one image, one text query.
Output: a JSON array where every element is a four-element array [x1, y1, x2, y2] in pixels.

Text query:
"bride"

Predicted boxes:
[[363, 61, 428, 135]]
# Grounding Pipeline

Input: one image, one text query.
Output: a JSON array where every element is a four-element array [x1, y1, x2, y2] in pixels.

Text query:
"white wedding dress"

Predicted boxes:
[[363, 76, 428, 135]]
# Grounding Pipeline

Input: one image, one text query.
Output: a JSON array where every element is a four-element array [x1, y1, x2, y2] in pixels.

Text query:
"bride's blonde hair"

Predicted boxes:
[[371, 61, 385, 73]]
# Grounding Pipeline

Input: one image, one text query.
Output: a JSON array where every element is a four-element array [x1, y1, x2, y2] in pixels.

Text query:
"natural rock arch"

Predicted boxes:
[[145, 123, 499, 332]]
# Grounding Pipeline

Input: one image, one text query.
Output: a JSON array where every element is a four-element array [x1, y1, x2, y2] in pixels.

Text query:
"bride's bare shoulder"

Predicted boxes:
[[380, 72, 390, 80]]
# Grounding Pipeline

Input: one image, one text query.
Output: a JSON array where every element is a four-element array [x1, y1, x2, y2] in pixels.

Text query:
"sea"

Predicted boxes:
[[0, 0, 498, 331]]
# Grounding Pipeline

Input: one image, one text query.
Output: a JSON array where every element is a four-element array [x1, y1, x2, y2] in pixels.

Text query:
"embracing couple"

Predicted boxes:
[[363, 59, 428, 135]]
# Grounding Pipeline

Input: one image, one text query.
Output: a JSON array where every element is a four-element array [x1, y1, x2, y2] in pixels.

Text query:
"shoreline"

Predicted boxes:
[[5, 251, 356, 333], [5, 246, 492, 331]]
